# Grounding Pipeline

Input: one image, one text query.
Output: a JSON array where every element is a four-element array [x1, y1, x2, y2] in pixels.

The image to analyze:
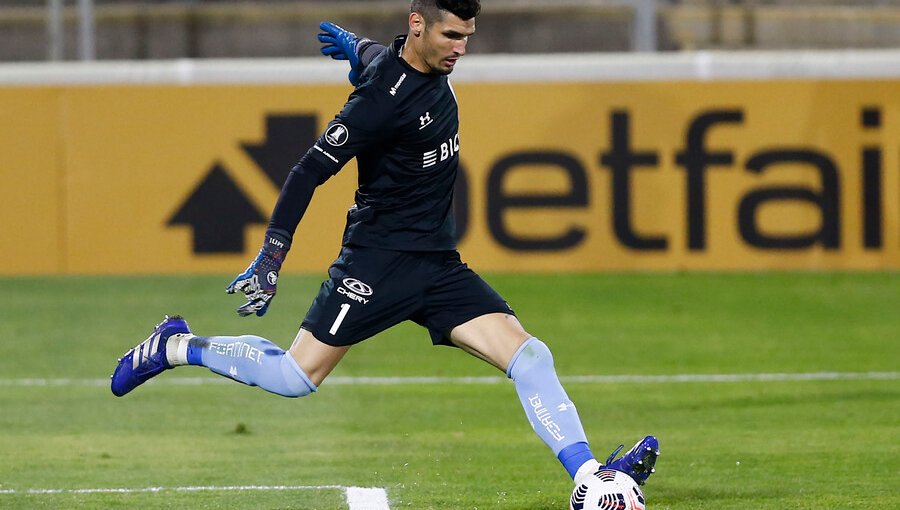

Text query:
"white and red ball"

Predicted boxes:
[[569, 469, 646, 510]]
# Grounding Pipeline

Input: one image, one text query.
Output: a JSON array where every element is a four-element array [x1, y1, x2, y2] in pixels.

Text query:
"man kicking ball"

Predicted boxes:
[[111, 0, 659, 489]]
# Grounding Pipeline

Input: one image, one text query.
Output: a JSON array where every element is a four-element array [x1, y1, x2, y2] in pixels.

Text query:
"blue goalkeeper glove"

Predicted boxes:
[[226, 231, 290, 317], [318, 21, 366, 86]]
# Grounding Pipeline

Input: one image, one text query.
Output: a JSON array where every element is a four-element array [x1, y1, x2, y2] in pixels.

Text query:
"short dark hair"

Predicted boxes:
[[410, 0, 481, 24]]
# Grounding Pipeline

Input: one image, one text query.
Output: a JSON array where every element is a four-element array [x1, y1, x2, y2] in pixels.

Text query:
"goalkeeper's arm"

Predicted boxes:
[[266, 156, 332, 242], [226, 155, 331, 316]]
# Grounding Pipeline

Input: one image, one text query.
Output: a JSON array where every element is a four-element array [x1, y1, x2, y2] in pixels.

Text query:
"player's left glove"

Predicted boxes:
[[226, 231, 291, 317], [318, 21, 370, 86]]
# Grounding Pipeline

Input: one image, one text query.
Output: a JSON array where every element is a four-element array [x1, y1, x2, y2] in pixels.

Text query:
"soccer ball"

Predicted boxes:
[[569, 469, 646, 510]]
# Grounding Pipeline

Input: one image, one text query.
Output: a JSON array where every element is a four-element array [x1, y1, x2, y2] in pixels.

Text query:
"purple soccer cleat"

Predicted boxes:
[[110, 315, 191, 397], [605, 435, 660, 485]]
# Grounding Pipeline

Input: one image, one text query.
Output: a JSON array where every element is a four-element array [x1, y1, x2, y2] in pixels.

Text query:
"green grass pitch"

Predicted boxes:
[[0, 272, 898, 509]]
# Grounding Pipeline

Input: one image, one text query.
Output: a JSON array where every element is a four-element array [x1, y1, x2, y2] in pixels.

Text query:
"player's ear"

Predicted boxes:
[[409, 12, 424, 37]]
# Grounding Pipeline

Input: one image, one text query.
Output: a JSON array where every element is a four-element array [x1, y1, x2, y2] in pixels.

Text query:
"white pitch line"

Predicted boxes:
[[0, 371, 896, 388], [345, 487, 391, 510], [0, 485, 341, 495], [326, 371, 900, 385], [560, 371, 900, 384], [0, 485, 391, 510]]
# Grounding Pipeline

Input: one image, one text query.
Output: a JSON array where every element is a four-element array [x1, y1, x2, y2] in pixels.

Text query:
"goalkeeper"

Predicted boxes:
[[111, 0, 658, 487]]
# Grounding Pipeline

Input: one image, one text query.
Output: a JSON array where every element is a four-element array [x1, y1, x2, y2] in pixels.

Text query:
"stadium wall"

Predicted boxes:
[[2, 51, 899, 274]]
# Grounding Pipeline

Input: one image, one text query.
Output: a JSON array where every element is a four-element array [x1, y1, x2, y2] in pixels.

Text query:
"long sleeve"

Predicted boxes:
[[266, 155, 330, 242], [267, 79, 394, 243]]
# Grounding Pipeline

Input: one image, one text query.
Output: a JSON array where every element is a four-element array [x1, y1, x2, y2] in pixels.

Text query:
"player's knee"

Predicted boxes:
[[270, 352, 318, 398], [271, 378, 315, 399], [276, 384, 314, 399], [506, 337, 555, 380]]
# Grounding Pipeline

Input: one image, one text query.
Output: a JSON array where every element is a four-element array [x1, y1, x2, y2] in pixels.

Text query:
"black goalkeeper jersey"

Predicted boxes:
[[298, 36, 462, 252]]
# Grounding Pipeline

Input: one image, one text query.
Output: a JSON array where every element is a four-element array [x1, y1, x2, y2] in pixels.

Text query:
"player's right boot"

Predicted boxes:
[[110, 315, 191, 397], [604, 435, 660, 485]]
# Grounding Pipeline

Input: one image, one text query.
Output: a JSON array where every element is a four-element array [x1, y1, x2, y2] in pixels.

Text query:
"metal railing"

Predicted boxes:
[[45, 0, 94, 60], [11, 1, 900, 62], [39, 0, 658, 61]]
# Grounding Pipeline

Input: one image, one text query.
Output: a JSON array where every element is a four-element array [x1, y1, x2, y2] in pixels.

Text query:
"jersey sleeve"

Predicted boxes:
[[303, 84, 395, 178], [358, 41, 386, 68], [266, 84, 395, 240]]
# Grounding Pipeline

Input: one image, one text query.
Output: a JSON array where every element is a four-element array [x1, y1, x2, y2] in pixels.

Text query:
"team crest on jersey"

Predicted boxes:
[[325, 123, 349, 146]]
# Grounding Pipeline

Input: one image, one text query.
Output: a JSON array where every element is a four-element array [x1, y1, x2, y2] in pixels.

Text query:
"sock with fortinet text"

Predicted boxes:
[[171, 335, 316, 398], [507, 337, 596, 479]]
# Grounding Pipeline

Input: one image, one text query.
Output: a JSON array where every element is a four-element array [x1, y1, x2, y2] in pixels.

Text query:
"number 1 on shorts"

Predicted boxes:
[[329, 303, 351, 335]]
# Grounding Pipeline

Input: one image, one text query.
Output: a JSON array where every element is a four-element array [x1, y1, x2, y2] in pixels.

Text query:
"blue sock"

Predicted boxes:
[[507, 337, 594, 479], [186, 335, 316, 398]]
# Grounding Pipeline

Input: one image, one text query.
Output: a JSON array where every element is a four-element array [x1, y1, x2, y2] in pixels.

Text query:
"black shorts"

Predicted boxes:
[[301, 246, 514, 347]]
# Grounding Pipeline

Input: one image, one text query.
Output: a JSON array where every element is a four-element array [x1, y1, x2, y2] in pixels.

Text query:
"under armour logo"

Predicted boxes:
[[419, 112, 433, 130]]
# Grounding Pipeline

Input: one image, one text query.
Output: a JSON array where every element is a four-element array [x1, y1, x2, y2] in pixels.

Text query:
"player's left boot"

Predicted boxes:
[[604, 435, 659, 485], [110, 315, 191, 397]]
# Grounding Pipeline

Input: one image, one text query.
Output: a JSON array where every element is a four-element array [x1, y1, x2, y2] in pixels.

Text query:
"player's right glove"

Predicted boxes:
[[318, 21, 369, 86], [226, 231, 291, 317]]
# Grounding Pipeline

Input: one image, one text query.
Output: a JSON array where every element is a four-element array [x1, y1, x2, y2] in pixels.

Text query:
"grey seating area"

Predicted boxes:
[[1, 0, 899, 61]]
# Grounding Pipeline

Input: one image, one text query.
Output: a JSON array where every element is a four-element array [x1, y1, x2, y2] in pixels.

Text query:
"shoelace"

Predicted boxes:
[[605, 444, 625, 466]]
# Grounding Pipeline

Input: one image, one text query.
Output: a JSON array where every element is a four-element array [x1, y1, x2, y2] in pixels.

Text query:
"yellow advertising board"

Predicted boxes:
[[456, 80, 900, 271], [0, 79, 897, 274], [0, 88, 63, 273], [60, 85, 357, 274]]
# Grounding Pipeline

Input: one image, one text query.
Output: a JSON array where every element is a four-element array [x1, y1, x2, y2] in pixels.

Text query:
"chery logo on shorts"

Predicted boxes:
[[339, 277, 374, 304], [342, 278, 373, 296]]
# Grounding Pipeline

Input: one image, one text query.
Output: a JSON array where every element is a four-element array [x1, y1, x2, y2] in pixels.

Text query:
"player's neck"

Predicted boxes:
[[399, 35, 430, 74]]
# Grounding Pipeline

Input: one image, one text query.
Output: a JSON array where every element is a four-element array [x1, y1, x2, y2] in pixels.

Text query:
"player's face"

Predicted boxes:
[[410, 12, 475, 75]]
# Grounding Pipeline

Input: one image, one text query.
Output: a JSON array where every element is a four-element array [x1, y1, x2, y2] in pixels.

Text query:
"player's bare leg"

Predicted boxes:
[[288, 328, 350, 386], [448, 312, 530, 371]]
